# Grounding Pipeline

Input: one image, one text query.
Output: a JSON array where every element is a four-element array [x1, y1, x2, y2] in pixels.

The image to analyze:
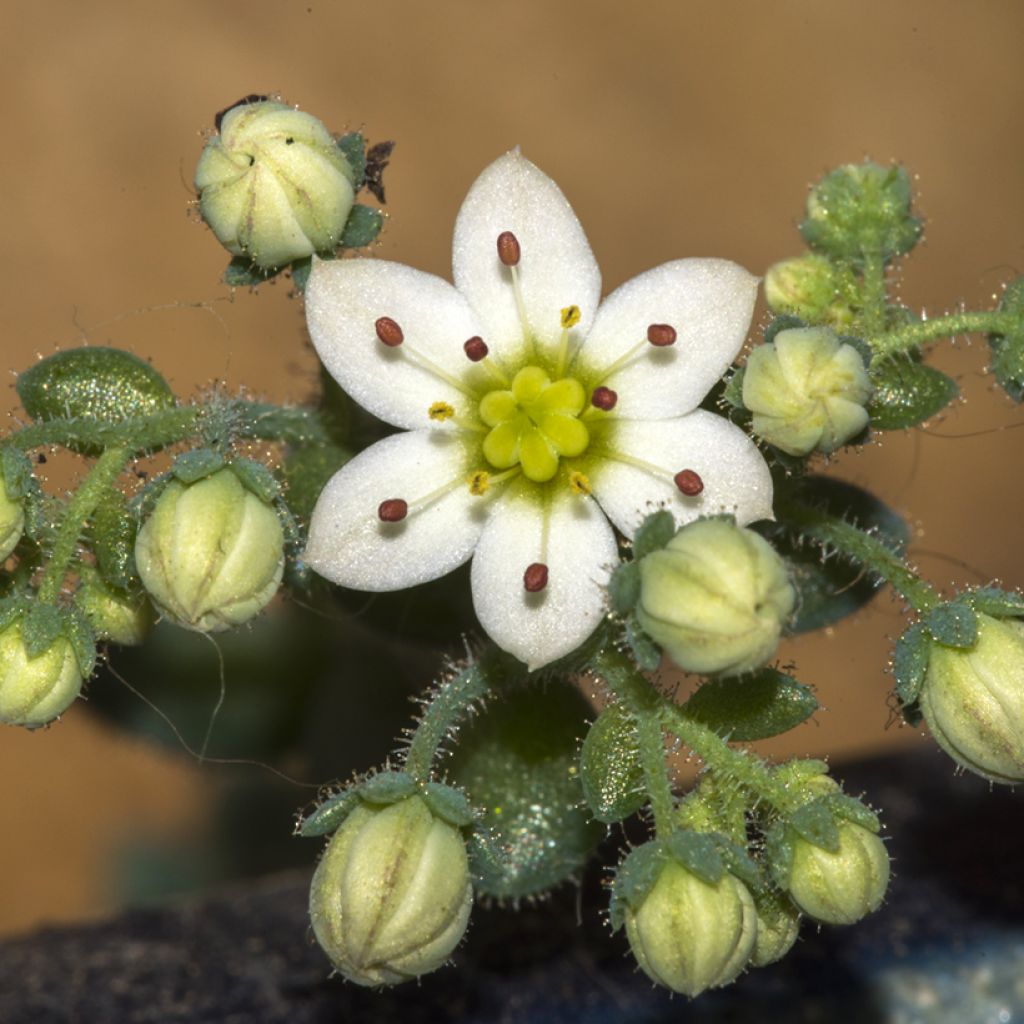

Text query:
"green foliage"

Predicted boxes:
[[867, 354, 958, 429], [171, 448, 226, 484], [926, 598, 979, 649], [422, 782, 475, 828], [609, 839, 667, 931], [579, 701, 645, 823], [341, 204, 384, 248], [681, 670, 818, 742], [988, 278, 1024, 401], [969, 586, 1024, 618], [299, 790, 361, 838], [789, 799, 841, 852], [893, 620, 931, 706], [358, 770, 417, 805], [91, 490, 136, 591]]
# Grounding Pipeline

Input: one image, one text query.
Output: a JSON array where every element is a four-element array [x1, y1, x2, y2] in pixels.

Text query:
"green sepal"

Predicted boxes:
[[298, 789, 361, 837], [893, 621, 932, 705], [0, 595, 29, 631], [20, 603, 64, 658], [63, 605, 97, 678], [764, 314, 807, 345], [631, 509, 676, 560], [422, 782, 475, 828], [772, 758, 830, 786], [713, 835, 761, 889], [341, 204, 383, 249], [92, 490, 136, 591], [722, 368, 745, 408], [579, 702, 645, 824], [766, 476, 908, 633], [229, 457, 281, 504], [667, 830, 725, 885], [223, 257, 274, 288], [789, 798, 841, 852], [968, 586, 1024, 618], [624, 617, 661, 672], [764, 821, 795, 890], [357, 770, 417, 805], [826, 793, 880, 834], [682, 669, 818, 742], [609, 840, 668, 931], [290, 257, 314, 293], [839, 333, 874, 369], [1, 447, 35, 500], [988, 278, 1024, 401], [867, 355, 958, 430], [16, 348, 176, 442], [336, 131, 367, 189], [607, 561, 640, 615], [172, 449, 226, 484], [926, 598, 978, 649]]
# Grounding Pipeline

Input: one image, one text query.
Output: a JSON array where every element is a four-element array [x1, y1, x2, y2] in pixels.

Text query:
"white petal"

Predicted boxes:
[[306, 258, 486, 430], [470, 484, 617, 671], [305, 430, 488, 591], [590, 411, 774, 537], [452, 150, 601, 362], [577, 259, 758, 419]]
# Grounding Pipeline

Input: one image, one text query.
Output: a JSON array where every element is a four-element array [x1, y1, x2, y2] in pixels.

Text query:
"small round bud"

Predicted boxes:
[[636, 519, 795, 676], [0, 621, 82, 729], [749, 888, 801, 968], [624, 859, 757, 997], [0, 473, 25, 561], [308, 795, 472, 987], [76, 568, 153, 647], [195, 100, 356, 270], [743, 327, 872, 456], [135, 469, 285, 633], [919, 613, 1024, 783], [787, 821, 889, 926], [763, 253, 853, 328]]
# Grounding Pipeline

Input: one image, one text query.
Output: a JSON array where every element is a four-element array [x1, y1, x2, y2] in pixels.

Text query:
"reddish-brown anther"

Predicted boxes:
[[377, 498, 409, 522], [674, 469, 704, 496], [591, 386, 618, 411], [523, 562, 549, 593], [464, 336, 489, 362], [497, 231, 521, 267], [647, 323, 678, 347], [374, 317, 405, 347]]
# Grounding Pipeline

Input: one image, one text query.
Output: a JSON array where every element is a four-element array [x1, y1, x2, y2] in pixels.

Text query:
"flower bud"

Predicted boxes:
[[743, 327, 872, 456], [636, 518, 795, 677], [135, 469, 284, 632], [308, 795, 473, 987], [624, 859, 757, 996], [919, 613, 1024, 783], [0, 474, 25, 561], [76, 568, 153, 646], [749, 887, 800, 968], [787, 821, 889, 925], [195, 100, 356, 270], [763, 254, 853, 328], [0, 621, 82, 728]]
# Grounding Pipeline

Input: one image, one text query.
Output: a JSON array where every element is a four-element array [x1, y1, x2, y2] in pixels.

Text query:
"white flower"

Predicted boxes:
[[303, 151, 773, 669]]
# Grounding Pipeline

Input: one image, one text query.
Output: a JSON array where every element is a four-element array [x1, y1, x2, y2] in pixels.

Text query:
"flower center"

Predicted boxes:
[[478, 366, 590, 482]]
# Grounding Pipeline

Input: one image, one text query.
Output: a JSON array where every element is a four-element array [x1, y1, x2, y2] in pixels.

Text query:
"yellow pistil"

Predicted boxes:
[[428, 401, 456, 422], [568, 470, 591, 496]]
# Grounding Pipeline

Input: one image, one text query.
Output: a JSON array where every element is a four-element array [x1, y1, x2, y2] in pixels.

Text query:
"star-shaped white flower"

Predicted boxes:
[[303, 151, 773, 669]]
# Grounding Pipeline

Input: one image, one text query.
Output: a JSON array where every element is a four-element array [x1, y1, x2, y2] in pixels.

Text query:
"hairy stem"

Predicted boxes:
[[870, 309, 1015, 359], [859, 249, 888, 338]]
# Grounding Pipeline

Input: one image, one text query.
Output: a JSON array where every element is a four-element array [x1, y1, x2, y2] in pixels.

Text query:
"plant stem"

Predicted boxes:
[[870, 309, 1015, 359], [777, 496, 940, 613], [859, 249, 888, 338], [37, 446, 131, 604]]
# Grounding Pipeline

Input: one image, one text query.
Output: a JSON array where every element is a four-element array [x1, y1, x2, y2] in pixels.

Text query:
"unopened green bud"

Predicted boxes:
[[0, 621, 82, 728], [636, 519, 795, 677], [749, 887, 801, 967], [624, 859, 757, 996], [308, 794, 472, 987], [743, 327, 871, 456], [787, 821, 889, 925], [195, 99, 356, 270], [76, 568, 153, 646], [800, 162, 922, 264], [919, 613, 1024, 784], [0, 474, 25, 561], [135, 469, 284, 632], [763, 254, 854, 328]]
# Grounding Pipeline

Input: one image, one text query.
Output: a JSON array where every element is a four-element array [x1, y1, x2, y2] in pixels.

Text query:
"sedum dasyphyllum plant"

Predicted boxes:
[[3, 94, 1024, 997]]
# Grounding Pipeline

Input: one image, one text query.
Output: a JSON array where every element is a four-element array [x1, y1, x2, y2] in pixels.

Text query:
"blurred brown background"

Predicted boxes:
[[1, 0, 1022, 936]]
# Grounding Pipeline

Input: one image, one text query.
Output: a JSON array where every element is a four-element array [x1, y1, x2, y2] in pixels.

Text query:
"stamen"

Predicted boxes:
[[464, 336, 489, 361], [428, 402, 456, 422], [647, 323, 677, 347], [523, 562, 549, 593], [674, 469, 704, 496], [375, 316, 404, 347], [377, 498, 408, 522], [497, 230, 521, 266], [560, 305, 581, 329], [555, 305, 581, 377], [590, 386, 618, 411], [568, 470, 592, 496], [467, 471, 490, 496]]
